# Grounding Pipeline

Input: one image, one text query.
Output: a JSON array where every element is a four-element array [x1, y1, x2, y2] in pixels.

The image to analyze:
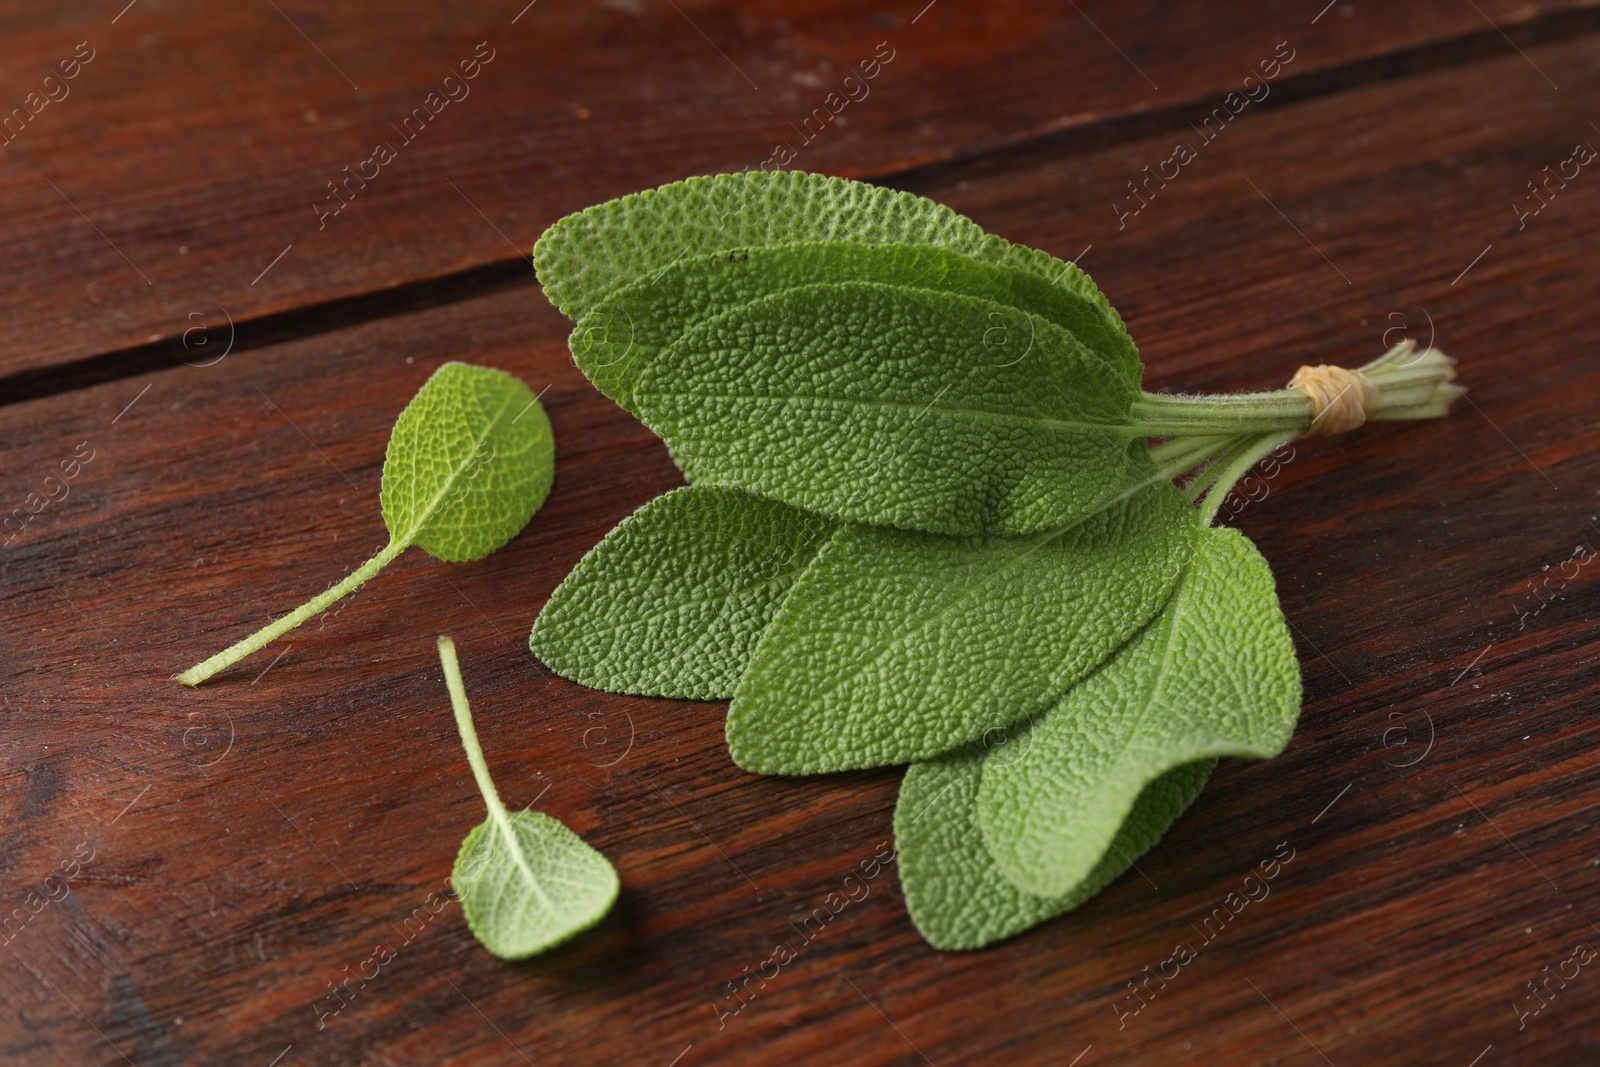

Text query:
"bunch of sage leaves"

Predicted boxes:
[[528, 171, 1460, 948]]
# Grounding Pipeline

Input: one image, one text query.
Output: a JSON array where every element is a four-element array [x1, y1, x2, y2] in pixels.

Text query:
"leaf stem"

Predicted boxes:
[[175, 539, 409, 686], [1149, 434, 1231, 475], [1134, 341, 1462, 439], [1142, 343, 1461, 521], [437, 636, 554, 913], [1198, 432, 1298, 526], [1133, 390, 1311, 438], [1183, 436, 1252, 503]]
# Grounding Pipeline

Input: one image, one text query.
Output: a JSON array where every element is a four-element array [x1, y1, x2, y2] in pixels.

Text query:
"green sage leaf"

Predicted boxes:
[[176, 363, 554, 685], [533, 170, 1118, 328], [452, 813, 619, 960], [726, 475, 1197, 774], [573, 241, 1139, 410], [633, 282, 1142, 537], [530, 486, 835, 700], [896, 743, 1214, 951], [380, 361, 555, 562], [440, 637, 618, 959], [978, 525, 1301, 898]]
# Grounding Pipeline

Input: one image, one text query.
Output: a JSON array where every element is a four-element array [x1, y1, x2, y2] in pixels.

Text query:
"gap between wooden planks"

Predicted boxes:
[[2, 1, 1600, 390]]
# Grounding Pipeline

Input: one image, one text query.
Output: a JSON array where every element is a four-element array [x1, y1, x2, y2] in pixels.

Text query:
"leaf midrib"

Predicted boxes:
[[643, 391, 1135, 437], [397, 384, 521, 547], [1002, 536, 1247, 892]]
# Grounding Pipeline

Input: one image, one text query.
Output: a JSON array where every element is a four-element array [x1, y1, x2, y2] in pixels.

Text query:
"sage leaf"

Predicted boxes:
[[726, 475, 1196, 774], [176, 362, 553, 686], [633, 281, 1141, 537], [439, 636, 618, 959], [573, 241, 1139, 410], [896, 743, 1214, 951], [530, 486, 834, 700], [978, 525, 1300, 898], [533, 170, 1118, 326], [379, 362, 555, 562]]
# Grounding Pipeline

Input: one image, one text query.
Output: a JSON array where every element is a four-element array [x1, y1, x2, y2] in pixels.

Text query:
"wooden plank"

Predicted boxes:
[[4, 29, 1600, 1067], [3, 0, 1600, 386]]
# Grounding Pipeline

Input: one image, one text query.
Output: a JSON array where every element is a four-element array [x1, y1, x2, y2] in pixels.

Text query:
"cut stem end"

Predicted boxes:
[[1144, 341, 1462, 525]]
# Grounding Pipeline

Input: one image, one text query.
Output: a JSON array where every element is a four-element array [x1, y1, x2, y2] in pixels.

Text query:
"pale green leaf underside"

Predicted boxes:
[[573, 241, 1139, 410], [452, 810, 619, 960], [635, 281, 1140, 537], [726, 477, 1196, 774], [896, 744, 1214, 951], [532, 171, 1125, 341], [174, 363, 554, 686], [380, 361, 555, 562], [979, 525, 1301, 898], [529, 486, 835, 700]]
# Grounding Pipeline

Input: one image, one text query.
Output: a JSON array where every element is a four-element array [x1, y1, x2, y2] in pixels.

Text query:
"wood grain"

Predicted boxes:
[[3, 0, 1600, 385], [3, 13, 1600, 1067]]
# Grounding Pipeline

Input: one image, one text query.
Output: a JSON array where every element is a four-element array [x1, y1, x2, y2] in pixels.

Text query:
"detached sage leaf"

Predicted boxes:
[[533, 170, 1118, 326], [440, 636, 618, 959], [634, 282, 1141, 537], [379, 362, 555, 562], [176, 362, 553, 686], [574, 241, 1139, 410], [726, 475, 1196, 774], [978, 525, 1300, 898], [530, 486, 835, 699], [896, 743, 1214, 951]]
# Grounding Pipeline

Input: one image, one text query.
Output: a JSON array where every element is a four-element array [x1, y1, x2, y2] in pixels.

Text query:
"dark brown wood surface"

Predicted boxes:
[[4, 0, 1600, 386], [3, 4, 1599, 1066]]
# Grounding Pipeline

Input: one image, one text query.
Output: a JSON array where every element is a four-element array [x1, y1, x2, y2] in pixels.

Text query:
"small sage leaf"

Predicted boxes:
[[530, 486, 835, 700], [726, 475, 1196, 774], [896, 743, 1214, 951], [634, 281, 1141, 536], [440, 636, 618, 959], [176, 362, 553, 686], [380, 361, 555, 562], [978, 525, 1301, 898]]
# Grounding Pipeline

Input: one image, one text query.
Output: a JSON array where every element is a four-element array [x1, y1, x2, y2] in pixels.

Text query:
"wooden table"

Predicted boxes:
[[4, 3, 1598, 1064]]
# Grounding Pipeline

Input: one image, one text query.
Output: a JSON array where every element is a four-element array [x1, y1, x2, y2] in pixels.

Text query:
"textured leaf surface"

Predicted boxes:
[[726, 477, 1196, 774], [979, 526, 1301, 898], [380, 361, 554, 561], [573, 241, 1139, 409], [440, 635, 618, 961], [532, 170, 1121, 328], [176, 362, 555, 686], [452, 811, 620, 960], [896, 744, 1214, 951], [530, 486, 835, 700], [634, 281, 1140, 536]]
